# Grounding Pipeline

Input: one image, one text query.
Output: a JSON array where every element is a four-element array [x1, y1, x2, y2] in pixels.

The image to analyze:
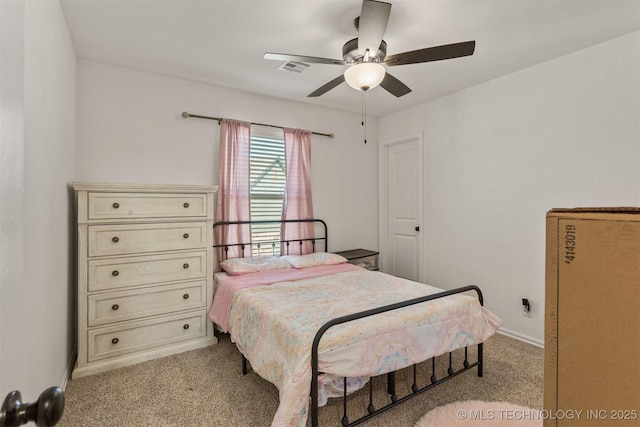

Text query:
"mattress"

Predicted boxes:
[[212, 271, 229, 297], [209, 265, 502, 427]]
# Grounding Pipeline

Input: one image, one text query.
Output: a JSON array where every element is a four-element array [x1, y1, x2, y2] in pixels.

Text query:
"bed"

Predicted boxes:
[[209, 219, 502, 427]]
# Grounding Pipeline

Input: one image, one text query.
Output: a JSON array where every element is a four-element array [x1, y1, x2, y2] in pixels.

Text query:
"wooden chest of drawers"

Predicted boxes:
[[73, 183, 218, 378]]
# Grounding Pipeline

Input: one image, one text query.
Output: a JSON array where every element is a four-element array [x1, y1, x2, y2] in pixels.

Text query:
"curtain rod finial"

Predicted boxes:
[[181, 111, 190, 118]]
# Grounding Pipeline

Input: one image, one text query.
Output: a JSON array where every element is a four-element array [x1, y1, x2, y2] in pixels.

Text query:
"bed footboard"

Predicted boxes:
[[310, 285, 485, 427]]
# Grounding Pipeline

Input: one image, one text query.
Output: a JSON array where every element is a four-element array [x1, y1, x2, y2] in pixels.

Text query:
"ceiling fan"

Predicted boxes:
[[264, 0, 476, 98]]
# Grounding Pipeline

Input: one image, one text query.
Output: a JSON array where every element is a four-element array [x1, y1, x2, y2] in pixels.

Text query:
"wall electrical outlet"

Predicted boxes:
[[522, 298, 532, 317]]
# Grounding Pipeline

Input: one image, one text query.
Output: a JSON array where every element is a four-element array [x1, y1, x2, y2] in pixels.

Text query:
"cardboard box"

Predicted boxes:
[[545, 208, 640, 426]]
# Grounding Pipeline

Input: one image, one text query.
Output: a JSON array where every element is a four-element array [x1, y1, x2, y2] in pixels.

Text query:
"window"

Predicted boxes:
[[249, 125, 285, 255]]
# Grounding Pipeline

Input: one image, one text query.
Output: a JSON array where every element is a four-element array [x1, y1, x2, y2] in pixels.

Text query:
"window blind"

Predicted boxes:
[[250, 125, 285, 255]]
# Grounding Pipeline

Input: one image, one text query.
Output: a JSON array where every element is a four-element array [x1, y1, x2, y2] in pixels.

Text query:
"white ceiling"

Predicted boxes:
[[60, 0, 640, 117]]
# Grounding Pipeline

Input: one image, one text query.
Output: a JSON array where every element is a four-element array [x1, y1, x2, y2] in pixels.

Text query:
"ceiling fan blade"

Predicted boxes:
[[380, 72, 411, 97], [357, 0, 391, 57], [264, 52, 346, 66], [307, 75, 346, 97], [384, 41, 476, 66]]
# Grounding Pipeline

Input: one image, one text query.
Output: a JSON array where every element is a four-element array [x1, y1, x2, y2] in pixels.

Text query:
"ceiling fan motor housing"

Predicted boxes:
[[342, 38, 387, 63]]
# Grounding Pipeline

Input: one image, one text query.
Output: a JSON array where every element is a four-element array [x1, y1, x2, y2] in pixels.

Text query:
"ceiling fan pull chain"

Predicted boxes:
[[362, 90, 367, 144]]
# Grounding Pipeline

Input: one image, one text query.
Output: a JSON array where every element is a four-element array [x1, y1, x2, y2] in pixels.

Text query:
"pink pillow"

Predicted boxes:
[[281, 252, 348, 269], [219, 256, 292, 276]]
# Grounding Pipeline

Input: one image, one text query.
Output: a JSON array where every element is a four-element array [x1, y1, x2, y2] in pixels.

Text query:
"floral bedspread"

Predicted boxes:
[[227, 268, 502, 427]]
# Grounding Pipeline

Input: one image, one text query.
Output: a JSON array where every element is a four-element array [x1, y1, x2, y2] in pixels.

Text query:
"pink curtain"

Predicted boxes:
[[215, 119, 252, 259], [281, 128, 314, 255]]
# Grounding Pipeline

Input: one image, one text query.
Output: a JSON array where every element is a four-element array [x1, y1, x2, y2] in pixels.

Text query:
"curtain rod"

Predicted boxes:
[[181, 111, 334, 139]]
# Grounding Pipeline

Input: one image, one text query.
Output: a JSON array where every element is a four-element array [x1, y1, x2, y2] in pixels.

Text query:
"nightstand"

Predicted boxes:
[[334, 249, 379, 271]]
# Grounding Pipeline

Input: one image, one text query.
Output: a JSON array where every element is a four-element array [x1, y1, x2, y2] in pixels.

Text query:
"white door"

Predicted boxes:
[[380, 135, 422, 281]]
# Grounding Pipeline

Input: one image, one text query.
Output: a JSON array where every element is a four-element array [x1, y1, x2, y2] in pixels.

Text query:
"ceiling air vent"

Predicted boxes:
[[278, 61, 310, 73]]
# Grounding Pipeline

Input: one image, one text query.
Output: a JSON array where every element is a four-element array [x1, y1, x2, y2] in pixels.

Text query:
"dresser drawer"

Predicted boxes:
[[88, 222, 207, 257], [88, 251, 207, 292], [88, 281, 206, 326], [88, 192, 207, 220], [88, 311, 207, 362]]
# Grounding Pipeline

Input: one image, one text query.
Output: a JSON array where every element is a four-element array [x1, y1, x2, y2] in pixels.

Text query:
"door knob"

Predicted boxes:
[[1, 387, 64, 426], [415, 226, 420, 232]]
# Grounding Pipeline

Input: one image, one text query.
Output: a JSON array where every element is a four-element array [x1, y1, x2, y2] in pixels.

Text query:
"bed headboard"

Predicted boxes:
[[212, 219, 328, 262]]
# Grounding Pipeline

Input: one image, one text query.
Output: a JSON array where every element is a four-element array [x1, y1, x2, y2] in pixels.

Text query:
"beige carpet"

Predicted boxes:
[[59, 333, 543, 426], [415, 401, 542, 427]]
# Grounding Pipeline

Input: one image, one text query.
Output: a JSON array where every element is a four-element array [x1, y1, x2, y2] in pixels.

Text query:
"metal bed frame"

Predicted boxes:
[[213, 219, 485, 427], [310, 286, 483, 426], [214, 218, 328, 260]]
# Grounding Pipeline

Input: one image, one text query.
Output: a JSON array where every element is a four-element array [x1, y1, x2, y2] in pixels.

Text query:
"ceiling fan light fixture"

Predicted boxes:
[[344, 62, 385, 91]]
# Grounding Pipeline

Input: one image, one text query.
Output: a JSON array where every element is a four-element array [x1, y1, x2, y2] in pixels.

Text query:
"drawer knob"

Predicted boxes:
[[112, 202, 120, 209], [112, 236, 119, 243], [112, 304, 119, 311], [183, 293, 189, 299], [183, 202, 189, 208], [183, 263, 189, 269], [111, 270, 119, 277], [111, 338, 119, 344], [183, 324, 189, 330], [183, 233, 189, 239]]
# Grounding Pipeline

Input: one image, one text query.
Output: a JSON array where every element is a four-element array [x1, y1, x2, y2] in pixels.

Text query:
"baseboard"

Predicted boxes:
[[498, 328, 544, 348], [61, 348, 77, 390]]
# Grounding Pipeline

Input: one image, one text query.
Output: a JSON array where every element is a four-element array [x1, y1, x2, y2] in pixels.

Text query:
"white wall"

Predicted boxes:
[[379, 31, 640, 345], [0, 0, 76, 399], [76, 60, 380, 252], [0, 0, 26, 397]]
